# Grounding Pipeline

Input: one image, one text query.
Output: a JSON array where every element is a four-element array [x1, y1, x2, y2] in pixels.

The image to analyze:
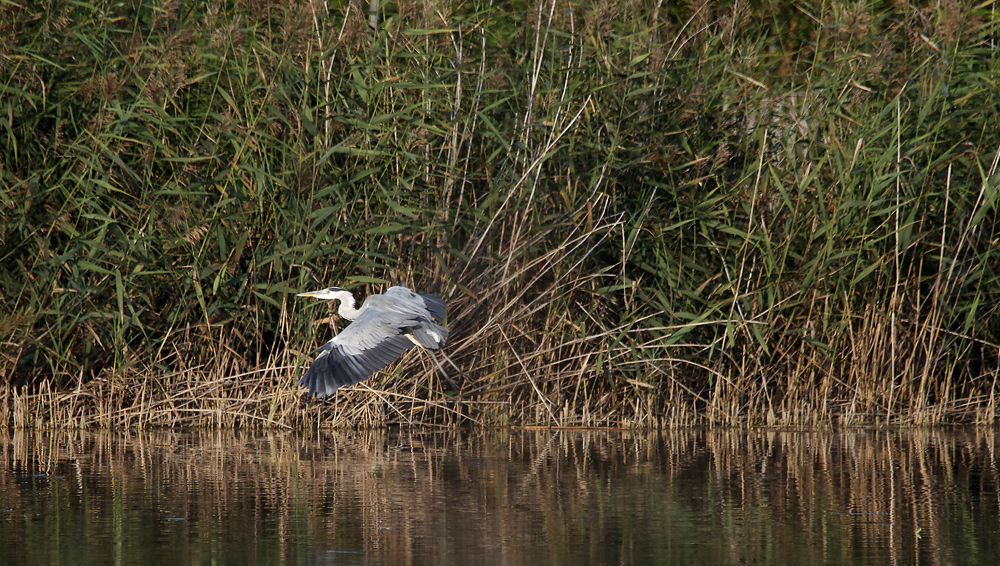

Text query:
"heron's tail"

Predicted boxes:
[[405, 319, 448, 349]]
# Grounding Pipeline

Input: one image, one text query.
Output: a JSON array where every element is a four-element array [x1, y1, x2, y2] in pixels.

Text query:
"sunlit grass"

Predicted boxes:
[[1, 0, 998, 428]]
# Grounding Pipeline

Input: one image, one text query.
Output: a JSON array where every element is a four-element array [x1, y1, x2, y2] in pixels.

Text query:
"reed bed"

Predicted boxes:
[[1, 0, 998, 428]]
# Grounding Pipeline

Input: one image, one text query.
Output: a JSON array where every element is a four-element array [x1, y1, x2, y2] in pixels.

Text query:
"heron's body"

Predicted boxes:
[[296, 285, 448, 397]]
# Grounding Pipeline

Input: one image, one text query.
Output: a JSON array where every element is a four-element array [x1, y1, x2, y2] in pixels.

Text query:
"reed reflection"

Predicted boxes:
[[2, 428, 998, 565]]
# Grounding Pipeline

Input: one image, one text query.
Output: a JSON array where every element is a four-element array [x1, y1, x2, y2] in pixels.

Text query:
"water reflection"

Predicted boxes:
[[2, 428, 998, 565]]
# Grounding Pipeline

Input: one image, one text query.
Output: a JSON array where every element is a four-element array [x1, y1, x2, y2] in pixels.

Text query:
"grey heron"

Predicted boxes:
[[296, 285, 448, 397]]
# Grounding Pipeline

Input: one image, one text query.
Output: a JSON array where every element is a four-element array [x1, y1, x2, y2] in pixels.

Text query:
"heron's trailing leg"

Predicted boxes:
[[426, 349, 460, 393]]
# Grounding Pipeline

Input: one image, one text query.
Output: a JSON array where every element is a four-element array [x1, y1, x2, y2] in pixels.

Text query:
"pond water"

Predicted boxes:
[[2, 428, 998, 565]]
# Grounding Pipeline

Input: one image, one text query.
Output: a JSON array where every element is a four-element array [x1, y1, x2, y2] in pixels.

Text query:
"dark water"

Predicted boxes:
[[2, 428, 998, 565]]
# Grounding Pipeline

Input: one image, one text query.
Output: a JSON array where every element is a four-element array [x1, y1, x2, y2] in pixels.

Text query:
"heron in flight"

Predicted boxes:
[[295, 285, 448, 397]]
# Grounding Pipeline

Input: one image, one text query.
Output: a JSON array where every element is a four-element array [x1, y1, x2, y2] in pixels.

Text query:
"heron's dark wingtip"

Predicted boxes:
[[297, 369, 341, 398]]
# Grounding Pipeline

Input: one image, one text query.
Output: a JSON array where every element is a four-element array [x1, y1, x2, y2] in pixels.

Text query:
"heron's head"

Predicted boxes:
[[296, 286, 348, 300]]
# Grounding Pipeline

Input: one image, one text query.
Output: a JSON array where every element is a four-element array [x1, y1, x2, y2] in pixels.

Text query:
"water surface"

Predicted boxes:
[[2, 428, 998, 565]]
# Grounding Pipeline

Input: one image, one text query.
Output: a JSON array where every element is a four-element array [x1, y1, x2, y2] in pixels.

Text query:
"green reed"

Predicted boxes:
[[1, 0, 998, 428]]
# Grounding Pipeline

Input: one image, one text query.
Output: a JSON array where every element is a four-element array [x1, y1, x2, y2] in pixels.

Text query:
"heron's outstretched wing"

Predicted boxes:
[[297, 300, 446, 397], [297, 306, 414, 397]]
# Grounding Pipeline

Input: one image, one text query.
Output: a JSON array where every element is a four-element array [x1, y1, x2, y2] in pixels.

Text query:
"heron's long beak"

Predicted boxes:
[[297, 289, 332, 299]]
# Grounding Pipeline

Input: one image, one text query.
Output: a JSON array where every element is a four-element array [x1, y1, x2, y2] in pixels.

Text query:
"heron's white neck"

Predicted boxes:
[[331, 290, 363, 320]]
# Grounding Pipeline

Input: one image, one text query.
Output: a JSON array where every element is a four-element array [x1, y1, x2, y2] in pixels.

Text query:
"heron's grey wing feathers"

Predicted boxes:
[[298, 335, 414, 397], [383, 286, 445, 320]]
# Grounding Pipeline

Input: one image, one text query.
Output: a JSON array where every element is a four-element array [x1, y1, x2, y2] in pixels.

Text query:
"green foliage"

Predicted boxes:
[[1, 0, 998, 427]]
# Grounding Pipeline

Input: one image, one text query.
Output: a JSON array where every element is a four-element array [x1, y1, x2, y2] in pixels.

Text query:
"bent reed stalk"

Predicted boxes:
[[1, 0, 998, 428]]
